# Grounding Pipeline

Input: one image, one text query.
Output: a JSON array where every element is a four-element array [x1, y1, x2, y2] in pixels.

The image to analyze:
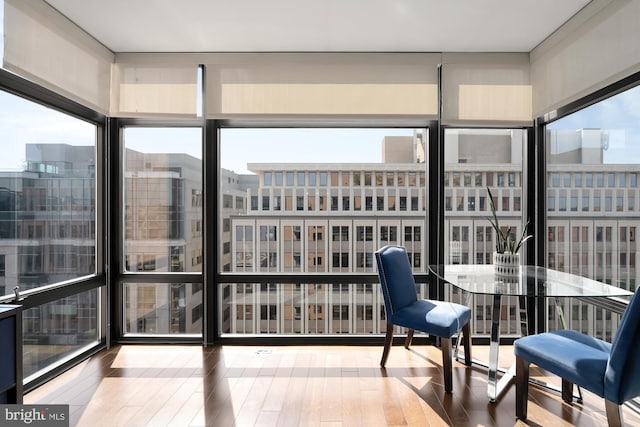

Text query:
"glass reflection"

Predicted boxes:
[[122, 127, 203, 273], [23, 289, 99, 378], [124, 283, 202, 335], [546, 85, 640, 289], [219, 128, 427, 335], [0, 91, 97, 298], [545, 84, 640, 339]]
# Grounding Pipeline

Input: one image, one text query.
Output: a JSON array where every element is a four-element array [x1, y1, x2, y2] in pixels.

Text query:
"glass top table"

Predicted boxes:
[[430, 264, 634, 299], [429, 264, 634, 401]]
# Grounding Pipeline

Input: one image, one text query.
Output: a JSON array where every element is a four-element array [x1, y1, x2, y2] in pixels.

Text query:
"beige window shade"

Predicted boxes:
[[442, 53, 532, 126], [205, 53, 439, 119], [2, 0, 113, 115], [530, 0, 640, 118], [111, 63, 198, 118]]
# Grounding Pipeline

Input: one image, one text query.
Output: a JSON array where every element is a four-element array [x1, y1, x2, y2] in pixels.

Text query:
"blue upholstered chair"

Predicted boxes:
[[514, 289, 640, 426], [375, 245, 472, 393]]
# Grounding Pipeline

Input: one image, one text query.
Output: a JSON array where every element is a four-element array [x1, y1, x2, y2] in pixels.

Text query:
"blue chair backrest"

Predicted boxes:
[[605, 289, 640, 403], [375, 246, 418, 317]]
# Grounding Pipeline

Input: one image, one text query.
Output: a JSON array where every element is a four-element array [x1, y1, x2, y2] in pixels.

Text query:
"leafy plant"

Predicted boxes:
[[487, 187, 531, 254]]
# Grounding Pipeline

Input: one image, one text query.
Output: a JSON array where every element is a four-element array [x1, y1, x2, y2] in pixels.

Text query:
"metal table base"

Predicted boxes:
[[456, 293, 582, 402]]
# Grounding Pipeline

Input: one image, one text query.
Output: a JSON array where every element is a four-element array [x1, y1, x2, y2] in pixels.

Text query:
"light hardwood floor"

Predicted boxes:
[[25, 344, 640, 426]]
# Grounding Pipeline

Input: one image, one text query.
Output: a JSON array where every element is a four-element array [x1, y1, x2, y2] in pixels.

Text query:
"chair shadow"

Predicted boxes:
[[383, 345, 549, 426]]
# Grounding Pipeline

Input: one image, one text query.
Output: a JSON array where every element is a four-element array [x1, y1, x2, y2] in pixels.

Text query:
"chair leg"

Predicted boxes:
[[462, 322, 472, 366], [380, 323, 394, 368], [441, 337, 453, 393], [515, 356, 530, 420], [404, 329, 414, 349], [605, 400, 623, 427], [561, 378, 574, 404]]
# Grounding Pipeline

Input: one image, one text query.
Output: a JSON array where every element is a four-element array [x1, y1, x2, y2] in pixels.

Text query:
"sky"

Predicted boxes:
[[0, 89, 414, 173], [219, 128, 414, 174], [126, 127, 417, 175], [0, 85, 639, 173], [547, 85, 640, 164], [0, 91, 96, 171]]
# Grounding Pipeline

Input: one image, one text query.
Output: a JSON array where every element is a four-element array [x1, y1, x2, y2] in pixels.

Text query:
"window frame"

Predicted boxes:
[[0, 68, 108, 391]]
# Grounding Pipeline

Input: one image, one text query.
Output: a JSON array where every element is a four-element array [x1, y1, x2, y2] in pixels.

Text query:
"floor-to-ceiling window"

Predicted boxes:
[[120, 126, 203, 337], [443, 128, 528, 338], [219, 127, 428, 336], [0, 87, 102, 381], [543, 83, 640, 340]]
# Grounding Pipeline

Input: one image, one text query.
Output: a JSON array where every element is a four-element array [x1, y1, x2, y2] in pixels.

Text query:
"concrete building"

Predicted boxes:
[[220, 128, 639, 340]]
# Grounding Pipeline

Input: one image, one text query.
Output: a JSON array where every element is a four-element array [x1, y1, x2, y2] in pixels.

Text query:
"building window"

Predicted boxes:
[[342, 196, 350, 210], [365, 196, 373, 211], [356, 252, 373, 268], [331, 196, 339, 211], [354, 195, 362, 210], [260, 226, 277, 241], [357, 226, 373, 241], [404, 226, 421, 242], [380, 226, 397, 243], [332, 253, 349, 268], [410, 252, 421, 268], [353, 172, 361, 186], [311, 227, 323, 241], [386, 172, 394, 186], [364, 172, 372, 186], [260, 252, 278, 268], [332, 226, 349, 242], [388, 195, 396, 210], [570, 196, 578, 211], [399, 196, 407, 211], [332, 305, 349, 320], [261, 305, 277, 320], [236, 196, 244, 210]]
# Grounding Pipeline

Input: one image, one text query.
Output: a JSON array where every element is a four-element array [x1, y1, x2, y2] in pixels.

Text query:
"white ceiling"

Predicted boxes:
[[44, 0, 591, 53]]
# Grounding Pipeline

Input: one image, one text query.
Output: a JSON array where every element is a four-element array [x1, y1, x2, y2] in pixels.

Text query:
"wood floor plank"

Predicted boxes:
[[262, 376, 291, 412], [166, 391, 206, 427], [235, 376, 273, 427], [142, 377, 201, 426], [24, 343, 640, 427], [275, 376, 307, 427], [298, 350, 325, 426], [254, 411, 280, 427]]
